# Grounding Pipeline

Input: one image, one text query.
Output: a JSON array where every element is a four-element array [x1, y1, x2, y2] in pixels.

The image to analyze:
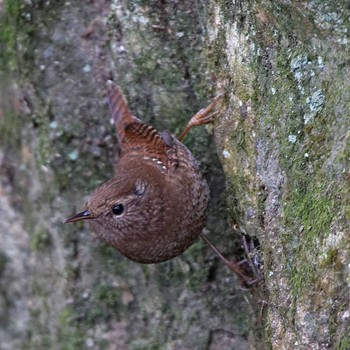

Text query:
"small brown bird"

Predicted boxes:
[[66, 82, 251, 283]]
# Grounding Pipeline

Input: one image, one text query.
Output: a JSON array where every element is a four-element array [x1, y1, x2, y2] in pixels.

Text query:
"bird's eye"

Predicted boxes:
[[112, 204, 124, 216]]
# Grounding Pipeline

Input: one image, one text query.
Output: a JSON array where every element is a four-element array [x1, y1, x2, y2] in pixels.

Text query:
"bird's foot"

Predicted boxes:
[[200, 232, 263, 288], [178, 92, 225, 141]]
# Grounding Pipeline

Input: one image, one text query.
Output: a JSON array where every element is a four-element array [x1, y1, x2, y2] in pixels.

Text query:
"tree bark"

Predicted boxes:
[[0, 1, 349, 349]]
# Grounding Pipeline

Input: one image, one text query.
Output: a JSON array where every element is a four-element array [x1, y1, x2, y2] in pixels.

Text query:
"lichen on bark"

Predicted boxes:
[[0, 1, 262, 350], [1, 0, 349, 349], [208, 0, 349, 349]]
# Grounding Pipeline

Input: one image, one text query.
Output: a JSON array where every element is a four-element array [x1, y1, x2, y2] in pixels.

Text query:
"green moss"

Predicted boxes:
[[283, 182, 333, 241], [279, 132, 346, 299], [31, 108, 53, 167], [207, 2, 350, 347], [95, 283, 121, 310], [226, 175, 246, 223], [1, 1, 64, 75], [0, 0, 22, 148], [129, 339, 164, 350], [216, 0, 244, 27], [150, 241, 209, 293], [31, 227, 52, 251], [184, 247, 210, 292], [26, 283, 54, 349], [264, 319, 273, 350], [223, 124, 257, 230], [246, 0, 349, 300], [26, 330, 51, 350], [57, 307, 85, 350], [207, 26, 227, 81], [68, 278, 124, 330], [337, 334, 350, 350], [0, 110, 21, 148], [319, 248, 338, 269], [0, 0, 20, 71]]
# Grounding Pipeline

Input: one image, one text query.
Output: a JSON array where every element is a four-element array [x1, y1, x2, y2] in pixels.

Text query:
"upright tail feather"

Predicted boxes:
[[106, 81, 135, 141]]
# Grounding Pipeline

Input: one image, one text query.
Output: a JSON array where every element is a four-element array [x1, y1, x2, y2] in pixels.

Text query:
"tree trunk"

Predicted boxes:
[[0, 1, 349, 349]]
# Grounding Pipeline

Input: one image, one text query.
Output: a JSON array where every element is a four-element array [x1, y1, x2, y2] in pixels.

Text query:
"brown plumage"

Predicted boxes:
[[66, 82, 209, 263], [65, 83, 261, 286]]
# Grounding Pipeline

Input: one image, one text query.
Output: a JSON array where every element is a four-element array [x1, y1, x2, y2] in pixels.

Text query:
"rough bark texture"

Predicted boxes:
[[207, 1, 350, 349], [0, 1, 349, 350]]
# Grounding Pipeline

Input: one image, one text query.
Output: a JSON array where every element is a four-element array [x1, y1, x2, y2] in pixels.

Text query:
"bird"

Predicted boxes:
[[65, 82, 253, 284]]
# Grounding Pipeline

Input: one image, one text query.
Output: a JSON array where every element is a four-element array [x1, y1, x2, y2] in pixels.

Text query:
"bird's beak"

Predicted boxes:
[[64, 210, 94, 223]]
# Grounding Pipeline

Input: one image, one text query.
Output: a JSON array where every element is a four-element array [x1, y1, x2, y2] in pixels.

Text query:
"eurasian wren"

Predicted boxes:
[[66, 82, 253, 284]]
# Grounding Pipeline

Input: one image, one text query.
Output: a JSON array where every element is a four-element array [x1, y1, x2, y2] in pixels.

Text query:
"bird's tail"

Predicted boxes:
[[106, 81, 135, 141]]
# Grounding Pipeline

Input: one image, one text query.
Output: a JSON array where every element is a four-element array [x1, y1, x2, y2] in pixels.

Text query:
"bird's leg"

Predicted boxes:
[[178, 93, 224, 142], [200, 232, 261, 287], [241, 234, 261, 279]]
